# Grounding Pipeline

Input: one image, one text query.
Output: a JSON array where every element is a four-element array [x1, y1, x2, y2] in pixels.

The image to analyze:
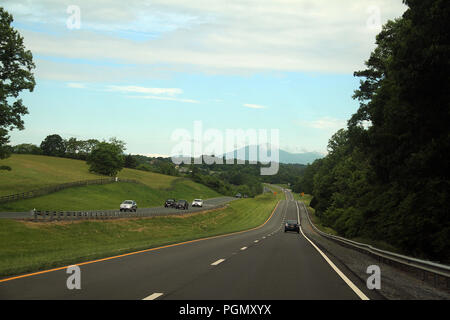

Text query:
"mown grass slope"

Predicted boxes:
[[0, 154, 220, 212], [0, 180, 220, 212], [0, 154, 177, 196], [0, 192, 283, 277]]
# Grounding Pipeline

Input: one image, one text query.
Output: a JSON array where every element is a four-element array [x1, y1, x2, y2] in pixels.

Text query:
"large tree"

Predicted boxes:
[[87, 142, 125, 176], [0, 8, 36, 159], [40, 134, 66, 157]]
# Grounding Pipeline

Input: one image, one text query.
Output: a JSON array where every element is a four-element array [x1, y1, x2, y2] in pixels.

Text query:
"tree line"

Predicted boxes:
[[293, 0, 449, 263]]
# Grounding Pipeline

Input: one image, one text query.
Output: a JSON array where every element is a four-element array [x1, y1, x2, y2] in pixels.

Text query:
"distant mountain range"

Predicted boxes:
[[223, 145, 324, 165]]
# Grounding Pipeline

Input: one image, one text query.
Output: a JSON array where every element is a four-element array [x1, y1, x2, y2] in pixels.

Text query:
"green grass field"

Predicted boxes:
[[0, 154, 178, 196], [0, 192, 281, 277], [0, 154, 219, 212], [0, 180, 220, 212]]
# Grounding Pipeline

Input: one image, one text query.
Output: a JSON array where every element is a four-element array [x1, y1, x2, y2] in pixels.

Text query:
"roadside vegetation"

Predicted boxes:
[[292, 1, 449, 264], [0, 192, 281, 277]]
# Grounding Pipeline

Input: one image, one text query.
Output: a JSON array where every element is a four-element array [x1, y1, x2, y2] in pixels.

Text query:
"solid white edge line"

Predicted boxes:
[[295, 200, 370, 301], [211, 259, 225, 266], [143, 293, 163, 300]]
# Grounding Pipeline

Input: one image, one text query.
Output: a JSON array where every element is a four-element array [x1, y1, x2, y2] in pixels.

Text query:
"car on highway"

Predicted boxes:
[[192, 199, 203, 207], [120, 200, 137, 212], [165, 199, 176, 208], [175, 199, 189, 210], [284, 220, 300, 233]]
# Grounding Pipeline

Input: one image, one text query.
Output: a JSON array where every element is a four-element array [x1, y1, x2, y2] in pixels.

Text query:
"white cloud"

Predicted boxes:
[[243, 103, 267, 109], [107, 85, 183, 96], [66, 82, 86, 88], [4, 0, 407, 81], [127, 95, 199, 104], [299, 117, 347, 130]]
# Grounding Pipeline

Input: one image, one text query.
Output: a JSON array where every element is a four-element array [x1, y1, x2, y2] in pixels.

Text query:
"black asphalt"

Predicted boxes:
[[0, 191, 374, 300]]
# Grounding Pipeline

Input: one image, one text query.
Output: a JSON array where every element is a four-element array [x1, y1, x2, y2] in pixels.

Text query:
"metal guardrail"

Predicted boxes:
[[26, 199, 233, 222], [29, 207, 219, 221], [298, 201, 450, 291], [0, 178, 141, 203]]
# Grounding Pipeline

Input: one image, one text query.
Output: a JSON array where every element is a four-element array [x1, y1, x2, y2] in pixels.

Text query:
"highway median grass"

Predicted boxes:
[[0, 192, 281, 278]]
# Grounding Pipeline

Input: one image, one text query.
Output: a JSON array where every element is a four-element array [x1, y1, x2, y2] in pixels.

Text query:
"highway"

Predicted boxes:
[[0, 197, 236, 219], [0, 190, 377, 300]]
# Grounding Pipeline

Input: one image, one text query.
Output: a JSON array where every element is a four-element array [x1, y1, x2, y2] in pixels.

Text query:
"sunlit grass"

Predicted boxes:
[[0, 192, 280, 277]]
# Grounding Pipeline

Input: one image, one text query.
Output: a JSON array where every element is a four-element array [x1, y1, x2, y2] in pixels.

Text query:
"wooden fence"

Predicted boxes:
[[0, 178, 140, 203]]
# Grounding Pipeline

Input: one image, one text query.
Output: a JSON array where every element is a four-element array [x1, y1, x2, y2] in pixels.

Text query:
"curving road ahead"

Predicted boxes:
[[0, 191, 379, 300]]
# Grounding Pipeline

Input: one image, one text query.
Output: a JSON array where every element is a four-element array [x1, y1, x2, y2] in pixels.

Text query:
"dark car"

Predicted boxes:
[[284, 220, 300, 233], [175, 199, 189, 210], [165, 199, 176, 208]]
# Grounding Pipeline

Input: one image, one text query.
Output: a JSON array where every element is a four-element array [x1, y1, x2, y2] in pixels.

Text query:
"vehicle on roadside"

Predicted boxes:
[[284, 220, 300, 233], [192, 199, 203, 207], [235, 193, 242, 198], [175, 199, 189, 210], [165, 199, 176, 208], [120, 200, 137, 212]]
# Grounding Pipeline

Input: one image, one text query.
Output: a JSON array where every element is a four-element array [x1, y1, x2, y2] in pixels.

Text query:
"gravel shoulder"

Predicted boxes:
[[298, 201, 450, 300]]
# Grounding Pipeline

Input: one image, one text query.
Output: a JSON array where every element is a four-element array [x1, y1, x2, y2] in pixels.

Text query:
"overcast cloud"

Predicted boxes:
[[3, 0, 407, 81]]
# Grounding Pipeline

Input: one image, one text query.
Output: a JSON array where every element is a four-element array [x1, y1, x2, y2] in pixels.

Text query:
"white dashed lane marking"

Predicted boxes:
[[143, 293, 163, 300], [211, 259, 225, 266]]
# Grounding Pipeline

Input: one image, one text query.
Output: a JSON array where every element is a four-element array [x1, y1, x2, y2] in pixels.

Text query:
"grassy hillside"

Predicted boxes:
[[0, 192, 282, 276], [0, 154, 177, 196], [0, 154, 220, 211], [0, 180, 220, 212]]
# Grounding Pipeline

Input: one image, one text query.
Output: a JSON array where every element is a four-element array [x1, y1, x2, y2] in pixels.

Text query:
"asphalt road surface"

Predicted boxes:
[[0, 191, 378, 300], [0, 197, 236, 219]]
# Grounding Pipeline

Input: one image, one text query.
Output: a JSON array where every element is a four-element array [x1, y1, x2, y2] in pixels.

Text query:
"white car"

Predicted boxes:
[[120, 200, 137, 212], [192, 199, 203, 207]]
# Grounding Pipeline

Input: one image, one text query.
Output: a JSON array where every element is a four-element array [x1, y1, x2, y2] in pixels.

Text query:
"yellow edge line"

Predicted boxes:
[[0, 200, 281, 283]]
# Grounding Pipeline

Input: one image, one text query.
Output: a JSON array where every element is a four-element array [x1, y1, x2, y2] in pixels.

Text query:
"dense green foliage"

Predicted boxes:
[[40, 134, 66, 157], [0, 8, 35, 159], [294, 0, 449, 263], [87, 142, 125, 176]]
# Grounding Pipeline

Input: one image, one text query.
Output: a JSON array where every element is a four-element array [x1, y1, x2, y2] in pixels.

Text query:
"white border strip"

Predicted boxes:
[[295, 201, 369, 300]]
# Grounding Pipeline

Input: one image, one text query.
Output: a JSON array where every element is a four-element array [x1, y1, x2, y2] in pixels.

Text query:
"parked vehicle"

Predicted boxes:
[[120, 200, 137, 212], [235, 193, 242, 198], [192, 199, 203, 207], [165, 199, 176, 208], [175, 199, 189, 210]]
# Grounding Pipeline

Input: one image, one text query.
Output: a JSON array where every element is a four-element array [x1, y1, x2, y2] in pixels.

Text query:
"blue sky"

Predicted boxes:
[[3, 0, 407, 156]]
